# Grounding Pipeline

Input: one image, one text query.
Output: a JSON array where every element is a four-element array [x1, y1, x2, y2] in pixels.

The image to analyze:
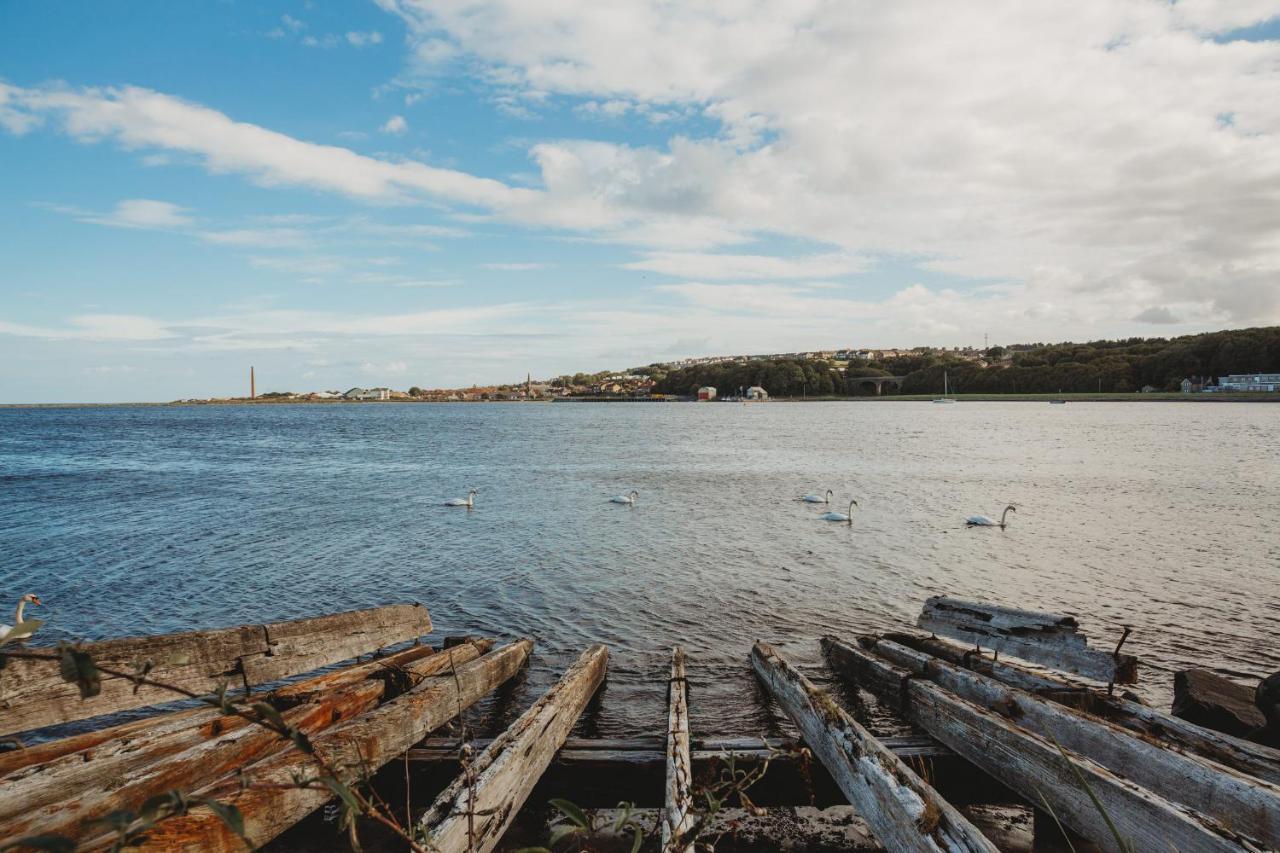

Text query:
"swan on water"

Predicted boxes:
[[820, 500, 858, 524], [0, 593, 41, 642], [609, 490, 639, 505], [798, 489, 833, 504], [444, 488, 478, 508], [967, 505, 1016, 528]]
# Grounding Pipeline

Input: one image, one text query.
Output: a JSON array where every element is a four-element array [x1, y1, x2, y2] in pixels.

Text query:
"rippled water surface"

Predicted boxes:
[[1, 402, 1277, 737]]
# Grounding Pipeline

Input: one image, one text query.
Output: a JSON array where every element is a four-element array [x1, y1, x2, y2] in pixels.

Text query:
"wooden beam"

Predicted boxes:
[[885, 631, 1280, 786], [0, 641, 492, 844], [662, 647, 694, 852], [917, 597, 1136, 683], [0, 682, 386, 847], [127, 639, 533, 852], [0, 604, 431, 737], [750, 641, 998, 853], [823, 636, 1256, 852], [417, 644, 609, 853], [407, 734, 951, 765], [863, 636, 1280, 850]]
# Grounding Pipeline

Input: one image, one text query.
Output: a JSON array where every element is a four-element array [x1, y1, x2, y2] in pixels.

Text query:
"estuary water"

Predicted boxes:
[[1, 401, 1277, 738]]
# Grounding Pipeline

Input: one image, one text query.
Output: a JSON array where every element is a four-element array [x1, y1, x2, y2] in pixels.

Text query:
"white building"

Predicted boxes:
[[746, 386, 769, 400], [1217, 373, 1280, 392], [697, 386, 717, 401]]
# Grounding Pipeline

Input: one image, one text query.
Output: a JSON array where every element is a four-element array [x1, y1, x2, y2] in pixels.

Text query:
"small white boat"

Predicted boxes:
[[932, 370, 957, 404]]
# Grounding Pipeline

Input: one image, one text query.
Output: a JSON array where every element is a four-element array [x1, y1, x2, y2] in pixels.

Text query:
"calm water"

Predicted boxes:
[[1, 402, 1277, 738]]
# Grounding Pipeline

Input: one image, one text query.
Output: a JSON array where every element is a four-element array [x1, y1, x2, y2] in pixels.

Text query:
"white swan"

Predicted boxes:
[[609, 490, 639, 505], [967, 504, 1016, 528], [820, 500, 858, 524], [444, 488, 478, 508], [0, 593, 42, 642], [798, 489, 833, 504]]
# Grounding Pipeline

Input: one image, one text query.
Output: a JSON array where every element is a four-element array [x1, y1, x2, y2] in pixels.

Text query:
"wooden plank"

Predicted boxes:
[[0, 603, 431, 737], [417, 644, 609, 853], [823, 636, 1256, 852], [662, 647, 694, 852], [886, 631, 1280, 786], [126, 639, 533, 852], [863, 636, 1280, 849], [407, 734, 952, 765], [750, 641, 998, 853], [0, 681, 386, 847], [917, 597, 1136, 684], [0, 641, 491, 842]]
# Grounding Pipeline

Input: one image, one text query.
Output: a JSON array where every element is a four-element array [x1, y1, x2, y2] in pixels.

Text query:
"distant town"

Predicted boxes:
[[185, 327, 1280, 404]]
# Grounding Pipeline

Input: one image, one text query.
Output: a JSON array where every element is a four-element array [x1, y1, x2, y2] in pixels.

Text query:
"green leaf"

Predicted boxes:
[[250, 701, 287, 731], [58, 646, 101, 699], [196, 799, 246, 840], [0, 835, 76, 852], [548, 798, 589, 830], [629, 826, 644, 853], [547, 824, 583, 847], [288, 727, 314, 755]]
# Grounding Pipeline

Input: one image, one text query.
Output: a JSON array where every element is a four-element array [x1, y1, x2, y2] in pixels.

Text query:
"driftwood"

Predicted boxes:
[[823, 636, 1257, 852], [917, 597, 1136, 683], [885, 630, 1280, 786], [862, 636, 1280, 849], [128, 639, 533, 852], [417, 644, 609, 853], [0, 641, 493, 845], [750, 641, 997, 853], [662, 647, 694, 852], [0, 603, 431, 737], [1174, 669, 1269, 738]]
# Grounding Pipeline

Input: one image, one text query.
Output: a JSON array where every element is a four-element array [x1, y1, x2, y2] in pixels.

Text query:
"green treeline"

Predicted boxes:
[[642, 326, 1280, 396]]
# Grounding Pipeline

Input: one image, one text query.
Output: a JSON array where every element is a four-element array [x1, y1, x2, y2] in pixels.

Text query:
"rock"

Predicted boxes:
[[1172, 669, 1267, 738], [1258, 671, 1280, 730]]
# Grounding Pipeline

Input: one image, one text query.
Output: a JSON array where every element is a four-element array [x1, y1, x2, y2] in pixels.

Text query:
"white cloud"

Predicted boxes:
[[481, 261, 545, 270], [80, 199, 193, 229], [0, 83, 529, 209], [201, 227, 313, 249], [347, 31, 384, 47], [626, 251, 867, 280], [380, 114, 408, 134], [0, 314, 176, 341]]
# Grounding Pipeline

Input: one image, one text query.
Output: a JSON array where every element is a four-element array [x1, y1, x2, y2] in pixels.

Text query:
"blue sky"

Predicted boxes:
[[2, 1, 1279, 402]]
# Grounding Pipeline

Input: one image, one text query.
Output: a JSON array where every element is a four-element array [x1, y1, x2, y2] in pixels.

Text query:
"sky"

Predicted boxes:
[[2, 1, 1280, 402]]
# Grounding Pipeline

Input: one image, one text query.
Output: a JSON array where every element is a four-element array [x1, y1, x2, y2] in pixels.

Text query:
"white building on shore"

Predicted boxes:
[[1216, 373, 1280, 392]]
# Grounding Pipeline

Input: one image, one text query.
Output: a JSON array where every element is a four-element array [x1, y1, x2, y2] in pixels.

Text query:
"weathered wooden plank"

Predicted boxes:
[[885, 631, 1280, 786], [662, 647, 694, 853], [407, 734, 952, 765], [823, 636, 1256, 852], [0, 604, 431, 737], [126, 639, 533, 852], [751, 641, 997, 853], [863, 636, 1280, 849], [417, 644, 609, 853], [917, 597, 1136, 684], [0, 681, 386, 847], [0, 640, 491, 842]]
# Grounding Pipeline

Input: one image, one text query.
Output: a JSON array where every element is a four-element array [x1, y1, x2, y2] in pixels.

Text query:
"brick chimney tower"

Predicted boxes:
[[250, 366, 256, 400]]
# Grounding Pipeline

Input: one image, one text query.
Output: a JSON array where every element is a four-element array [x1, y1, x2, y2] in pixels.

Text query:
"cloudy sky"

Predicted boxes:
[[3, 2, 1279, 401]]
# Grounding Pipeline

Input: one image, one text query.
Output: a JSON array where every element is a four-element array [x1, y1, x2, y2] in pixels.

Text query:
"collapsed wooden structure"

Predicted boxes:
[[0, 598, 1276, 851]]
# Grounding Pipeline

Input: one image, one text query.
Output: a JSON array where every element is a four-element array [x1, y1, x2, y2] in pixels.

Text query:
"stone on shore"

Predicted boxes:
[[1172, 668, 1267, 738]]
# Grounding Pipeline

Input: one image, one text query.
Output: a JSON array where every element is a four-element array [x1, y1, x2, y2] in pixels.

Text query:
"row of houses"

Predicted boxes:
[[1183, 373, 1280, 393]]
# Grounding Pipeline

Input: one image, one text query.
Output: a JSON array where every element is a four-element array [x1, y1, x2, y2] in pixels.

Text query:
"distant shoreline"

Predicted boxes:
[[3, 391, 1280, 408]]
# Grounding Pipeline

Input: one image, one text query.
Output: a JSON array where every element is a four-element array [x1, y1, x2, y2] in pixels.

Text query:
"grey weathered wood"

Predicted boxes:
[[663, 647, 694, 852], [917, 597, 1136, 683], [751, 641, 998, 853], [863, 636, 1280, 849], [885, 630, 1280, 786], [0, 641, 490, 845], [129, 639, 533, 852], [823, 636, 1256, 852], [418, 644, 609, 853], [1174, 669, 1269, 738], [0, 603, 432, 737]]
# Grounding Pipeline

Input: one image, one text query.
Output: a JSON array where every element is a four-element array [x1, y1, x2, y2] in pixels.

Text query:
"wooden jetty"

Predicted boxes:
[[0, 598, 1276, 851]]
